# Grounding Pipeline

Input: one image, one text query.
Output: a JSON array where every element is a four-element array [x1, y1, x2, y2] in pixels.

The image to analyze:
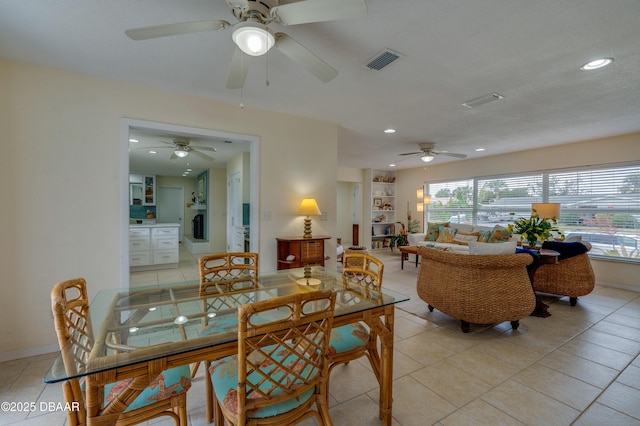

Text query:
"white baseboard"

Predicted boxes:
[[596, 280, 640, 293], [0, 344, 59, 363]]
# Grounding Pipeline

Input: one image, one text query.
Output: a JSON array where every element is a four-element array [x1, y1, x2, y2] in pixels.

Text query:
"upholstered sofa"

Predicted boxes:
[[407, 222, 515, 254], [416, 246, 536, 332]]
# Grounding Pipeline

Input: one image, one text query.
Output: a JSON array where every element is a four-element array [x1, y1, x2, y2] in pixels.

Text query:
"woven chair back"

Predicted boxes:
[[235, 290, 336, 424], [199, 252, 259, 296], [50, 278, 92, 425], [342, 252, 384, 292]]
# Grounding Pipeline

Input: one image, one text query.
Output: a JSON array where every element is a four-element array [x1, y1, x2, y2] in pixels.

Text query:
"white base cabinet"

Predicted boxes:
[[130, 224, 179, 271]]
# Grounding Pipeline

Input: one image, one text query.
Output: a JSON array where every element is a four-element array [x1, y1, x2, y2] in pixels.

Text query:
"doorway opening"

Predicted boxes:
[[120, 118, 260, 287]]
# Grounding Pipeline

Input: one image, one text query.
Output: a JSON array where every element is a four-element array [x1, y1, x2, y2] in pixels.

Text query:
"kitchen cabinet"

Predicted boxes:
[[143, 175, 156, 206], [129, 174, 156, 206], [276, 236, 330, 270], [130, 224, 179, 270], [129, 183, 143, 205]]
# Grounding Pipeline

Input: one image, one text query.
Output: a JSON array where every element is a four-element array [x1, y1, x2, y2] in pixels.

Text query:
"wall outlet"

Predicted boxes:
[[320, 211, 328, 220], [262, 211, 272, 221]]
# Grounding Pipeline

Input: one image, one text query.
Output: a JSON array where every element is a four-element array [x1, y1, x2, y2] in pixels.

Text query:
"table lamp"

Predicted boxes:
[[297, 198, 321, 238], [531, 203, 561, 219]]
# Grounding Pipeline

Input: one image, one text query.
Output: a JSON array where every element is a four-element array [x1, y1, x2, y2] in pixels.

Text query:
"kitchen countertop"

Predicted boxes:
[[129, 223, 180, 228]]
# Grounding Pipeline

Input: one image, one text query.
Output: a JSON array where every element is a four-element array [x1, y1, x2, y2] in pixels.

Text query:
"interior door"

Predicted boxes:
[[157, 186, 184, 242], [227, 172, 243, 251]]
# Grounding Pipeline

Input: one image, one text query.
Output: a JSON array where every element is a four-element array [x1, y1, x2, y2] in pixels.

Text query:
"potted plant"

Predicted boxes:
[[507, 209, 563, 247], [389, 222, 408, 251]]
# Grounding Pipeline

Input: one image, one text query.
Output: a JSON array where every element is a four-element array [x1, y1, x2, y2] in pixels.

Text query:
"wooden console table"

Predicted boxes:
[[276, 236, 330, 270]]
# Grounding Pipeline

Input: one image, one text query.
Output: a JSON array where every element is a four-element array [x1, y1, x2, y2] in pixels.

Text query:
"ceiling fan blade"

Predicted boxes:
[[398, 151, 423, 156], [270, 0, 367, 25], [225, 0, 249, 9], [438, 152, 467, 158], [125, 20, 229, 41], [136, 145, 173, 150], [191, 150, 215, 161], [226, 47, 251, 89], [190, 146, 217, 152], [274, 33, 337, 83]]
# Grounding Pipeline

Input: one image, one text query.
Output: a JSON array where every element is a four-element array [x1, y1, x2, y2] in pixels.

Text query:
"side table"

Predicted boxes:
[[527, 248, 560, 317], [399, 246, 419, 269]]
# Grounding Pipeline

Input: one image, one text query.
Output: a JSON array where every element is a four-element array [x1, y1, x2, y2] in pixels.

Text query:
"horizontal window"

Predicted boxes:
[[425, 162, 640, 263]]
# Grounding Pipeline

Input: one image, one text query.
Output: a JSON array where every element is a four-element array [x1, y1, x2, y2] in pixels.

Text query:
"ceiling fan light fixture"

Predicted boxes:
[[232, 21, 274, 56], [420, 154, 434, 163], [580, 58, 613, 70], [174, 148, 188, 158]]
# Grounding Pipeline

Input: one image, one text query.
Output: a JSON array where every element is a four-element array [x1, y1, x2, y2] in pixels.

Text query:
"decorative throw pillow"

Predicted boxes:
[[425, 222, 447, 241], [477, 229, 492, 243], [468, 240, 517, 255], [489, 226, 512, 243], [452, 232, 480, 246], [436, 226, 457, 243]]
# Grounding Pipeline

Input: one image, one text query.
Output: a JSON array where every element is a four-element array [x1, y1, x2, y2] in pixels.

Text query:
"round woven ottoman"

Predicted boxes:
[[345, 246, 368, 267]]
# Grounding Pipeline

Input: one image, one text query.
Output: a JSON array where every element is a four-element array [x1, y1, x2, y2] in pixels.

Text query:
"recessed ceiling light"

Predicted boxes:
[[186, 168, 192, 171], [384, 128, 396, 134], [389, 163, 396, 167], [148, 150, 157, 154], [475, 148, 486, 152], [580, 58, 613, 71], [129, 138, 139, 143]]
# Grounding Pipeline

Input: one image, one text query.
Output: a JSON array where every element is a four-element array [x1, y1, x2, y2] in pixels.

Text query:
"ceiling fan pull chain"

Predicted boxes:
[[240, 87, 245, 109], [265, 32, 270, 87]]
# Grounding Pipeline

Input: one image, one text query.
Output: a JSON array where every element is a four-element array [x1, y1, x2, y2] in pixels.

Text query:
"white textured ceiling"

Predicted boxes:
[[2, 0, 639, 171]]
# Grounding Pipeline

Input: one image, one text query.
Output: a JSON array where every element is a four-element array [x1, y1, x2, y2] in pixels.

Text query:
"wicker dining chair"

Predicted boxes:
[[50, 278, 191, 426], [197, 252, 260, 422], [209, 289, 336, 426], [328, 252, 384, 382]]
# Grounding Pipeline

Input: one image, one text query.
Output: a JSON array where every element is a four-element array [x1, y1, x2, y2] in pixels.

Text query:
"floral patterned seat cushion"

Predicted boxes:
[[200, 315, 239, 336], [328, 323, 369, 355], [102, 365, 191, 413], [209, 346, 317, 418]]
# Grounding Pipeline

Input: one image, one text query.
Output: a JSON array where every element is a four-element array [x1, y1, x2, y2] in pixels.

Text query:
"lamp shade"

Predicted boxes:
[[297, 198, 321, 216], [416, 202, 424, 212], [232, 21, 275, 56], [531, 203, 561, 219], [416, 188, 424, 199], [423, 194, 432, 205]]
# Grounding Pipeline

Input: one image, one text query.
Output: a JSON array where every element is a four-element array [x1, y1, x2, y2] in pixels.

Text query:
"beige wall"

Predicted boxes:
[[0, 59, 338, 360], [394, 133, 640, 290]]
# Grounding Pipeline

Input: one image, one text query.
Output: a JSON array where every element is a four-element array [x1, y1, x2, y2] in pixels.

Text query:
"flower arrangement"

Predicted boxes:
[[507, 209, 563, 247]]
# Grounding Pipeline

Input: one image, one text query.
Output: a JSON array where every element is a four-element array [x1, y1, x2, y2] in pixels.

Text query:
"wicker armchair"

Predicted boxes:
[[416, 247, 536, 333], [532, 242, 595, 306]]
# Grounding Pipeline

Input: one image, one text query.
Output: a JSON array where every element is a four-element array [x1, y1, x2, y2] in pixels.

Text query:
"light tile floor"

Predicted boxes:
[[2, 245, 639, 425]]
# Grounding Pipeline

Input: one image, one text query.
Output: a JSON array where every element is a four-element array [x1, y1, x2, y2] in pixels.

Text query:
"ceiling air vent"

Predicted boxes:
[[363, 49, 402, 71], [462, 93, 504, 108]]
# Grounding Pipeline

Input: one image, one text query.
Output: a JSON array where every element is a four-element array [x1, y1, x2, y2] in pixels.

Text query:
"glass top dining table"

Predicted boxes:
[[44, 266, 409, 426]]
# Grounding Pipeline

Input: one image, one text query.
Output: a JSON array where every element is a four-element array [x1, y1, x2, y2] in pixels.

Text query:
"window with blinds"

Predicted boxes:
[[426, 179, 474, 224], [425, 162, 640, 262]]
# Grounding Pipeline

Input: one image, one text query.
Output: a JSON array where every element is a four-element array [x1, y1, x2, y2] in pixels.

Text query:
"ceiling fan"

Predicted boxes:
[[398, 143, 467, 163], [139, 137, 217, 161], [125, 0, 367, 89]]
